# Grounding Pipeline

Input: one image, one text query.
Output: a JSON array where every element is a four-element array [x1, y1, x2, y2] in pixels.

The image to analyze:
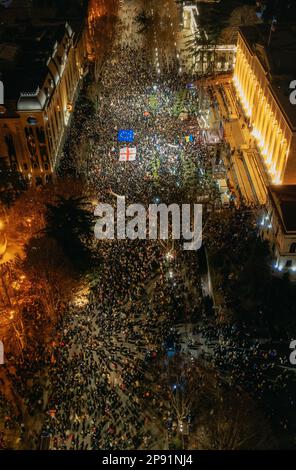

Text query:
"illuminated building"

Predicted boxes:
[[182, 2, 236, 73], [233, 25, 296, 186], [260, 186, 296, 276], [0, 21, 88, 185]]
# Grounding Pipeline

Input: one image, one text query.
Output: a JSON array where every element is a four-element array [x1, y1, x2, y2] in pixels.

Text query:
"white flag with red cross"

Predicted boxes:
[[119, 146, 137, 162]]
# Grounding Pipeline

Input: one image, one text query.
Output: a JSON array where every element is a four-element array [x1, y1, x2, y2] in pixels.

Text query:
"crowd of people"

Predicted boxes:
[[197, 320, 296, 434], [40, 1, 213, 450], [2, 0, 295, 452]]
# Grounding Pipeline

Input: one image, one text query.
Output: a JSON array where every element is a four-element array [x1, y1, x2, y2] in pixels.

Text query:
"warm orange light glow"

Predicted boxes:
[[233, 54, 288, 186]]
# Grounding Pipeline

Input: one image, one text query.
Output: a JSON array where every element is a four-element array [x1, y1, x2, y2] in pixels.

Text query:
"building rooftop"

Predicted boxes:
[[239, 24, 296, 129], [269, 185, 296, 233], [0, 12, 86, 114], [0, 24, 67, 99], [0, 0, 88, 24]]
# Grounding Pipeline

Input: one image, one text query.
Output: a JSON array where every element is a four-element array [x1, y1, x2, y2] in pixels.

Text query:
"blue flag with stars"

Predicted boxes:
[[118, 130, 134, 142]]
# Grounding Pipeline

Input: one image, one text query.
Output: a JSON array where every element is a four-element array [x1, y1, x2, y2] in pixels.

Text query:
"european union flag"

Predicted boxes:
[[118, 129, 134, 142]]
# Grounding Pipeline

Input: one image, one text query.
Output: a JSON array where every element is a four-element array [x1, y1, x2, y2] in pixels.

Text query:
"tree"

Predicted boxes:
[[24, 237, 77, 317], [189, 388, 275, 450], [186, 1, 261, 74], [151, 355, 275, 449], [87, 0, 119, 81], [43, 196, 94, 269], [134, 11, 153, 33], [0, 160, 28, 206], [196, 0, 254, 41], [185, 6, 223, 76], [220, 5, 261, 44]]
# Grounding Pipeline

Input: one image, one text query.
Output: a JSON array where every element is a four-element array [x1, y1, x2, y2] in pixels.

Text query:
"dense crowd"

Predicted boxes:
[[2, 0, 295, 452], [197, 320, 296, 434], [40, 2, 212, 450]]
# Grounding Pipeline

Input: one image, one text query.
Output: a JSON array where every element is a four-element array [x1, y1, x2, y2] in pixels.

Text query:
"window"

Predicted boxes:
[[36, 126, 45, 144], [27, 117, 38, 125], [290, 243, 296, 254]]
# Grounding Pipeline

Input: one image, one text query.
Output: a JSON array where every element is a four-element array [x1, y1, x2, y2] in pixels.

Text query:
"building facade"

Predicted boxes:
[[260, 186, 296, 277], [233, 26, 296, 186], [182, 3, 236, 74], [0, 21, 88, 185]]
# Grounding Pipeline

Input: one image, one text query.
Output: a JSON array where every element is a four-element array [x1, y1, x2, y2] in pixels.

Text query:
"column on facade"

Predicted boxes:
[[246, 74, 255, 108], [252, 89, 263, 131], [235, 49, 243, 83], [241, 59, 249, 96], [268, 122, 277, 165], [277, 140, 289, 183], [245, 67, 254, 109], [238, 53, 245, 86], [44, 123, 52, 157], [257, 96, 267, 142], [272, 129, 282, 174], [59, 78, 66, 126], [238, 55, 246, 90], [234, 49, 241, 81], [249, 78, 258, 121], [273, 132, 285, 176], [260, 104, 270, 156], [267, 122, 278, 167], [265, 112, 274, 158]]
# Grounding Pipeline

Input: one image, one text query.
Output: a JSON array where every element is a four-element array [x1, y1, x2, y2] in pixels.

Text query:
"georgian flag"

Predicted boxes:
[[119, 146, 137, 162]]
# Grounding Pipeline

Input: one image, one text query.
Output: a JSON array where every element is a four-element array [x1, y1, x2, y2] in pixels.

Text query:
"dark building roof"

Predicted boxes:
[[0, 24, 66, 99], [0, 0, 88, 23], [0, 0, 87, 100], [239, 24, 296, 129], [269, 185, 296, 233], [0, 12, 87, 112]]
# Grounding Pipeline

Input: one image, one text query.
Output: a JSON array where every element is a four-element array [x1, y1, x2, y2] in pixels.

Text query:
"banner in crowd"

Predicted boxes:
[[118, 129, 134, 142], [119, 146, 137, 161]]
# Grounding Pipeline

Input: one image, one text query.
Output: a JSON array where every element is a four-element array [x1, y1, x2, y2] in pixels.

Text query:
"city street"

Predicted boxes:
[[40, 0, 296, 450], [43, 0, 215, 450], [1, 0, 296, 453]]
